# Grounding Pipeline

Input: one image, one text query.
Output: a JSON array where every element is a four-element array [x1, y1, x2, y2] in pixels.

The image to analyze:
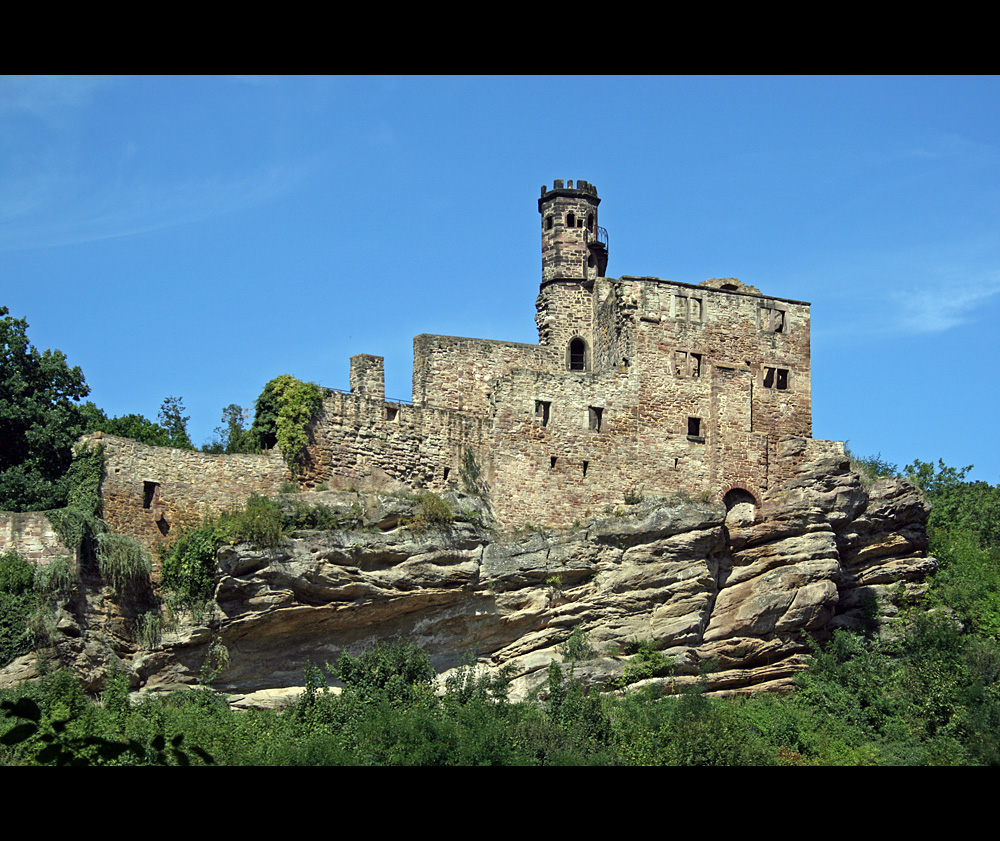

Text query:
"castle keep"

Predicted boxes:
[[88, 180, 842, 546]]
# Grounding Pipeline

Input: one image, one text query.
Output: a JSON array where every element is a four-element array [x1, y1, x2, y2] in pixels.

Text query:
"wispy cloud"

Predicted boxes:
[[0, 161, 311, 251], [893, 273, 1000, 333]]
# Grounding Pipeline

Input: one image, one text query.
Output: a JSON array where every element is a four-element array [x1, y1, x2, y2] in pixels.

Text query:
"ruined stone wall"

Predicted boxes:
[[94, 434, 292, 548], [0, 512, 71, 566], [305, 391, 490, 494], [411, 334, 551, 417]]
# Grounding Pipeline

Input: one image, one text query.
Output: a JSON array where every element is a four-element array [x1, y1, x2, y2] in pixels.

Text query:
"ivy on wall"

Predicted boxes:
[[250, 376, 323, 475]]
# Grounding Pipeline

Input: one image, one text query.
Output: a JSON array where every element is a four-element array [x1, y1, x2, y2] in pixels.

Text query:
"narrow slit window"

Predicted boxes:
[[143, 481, 159, 510], [582, 460, 589, 477], [550, 456, 558, 469], [536, 400, 551, 426], [589, 406, 603, 432]]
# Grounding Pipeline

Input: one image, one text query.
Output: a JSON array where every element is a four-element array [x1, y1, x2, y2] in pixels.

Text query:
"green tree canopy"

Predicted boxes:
[[0, 307, 90, 511]]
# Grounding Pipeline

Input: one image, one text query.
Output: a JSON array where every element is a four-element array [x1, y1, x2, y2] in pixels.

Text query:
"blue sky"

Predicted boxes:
[[2, 75, 998, 482]]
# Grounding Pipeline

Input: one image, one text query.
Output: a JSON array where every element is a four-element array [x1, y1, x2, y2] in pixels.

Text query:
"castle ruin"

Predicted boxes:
[[86, 179, 843, 547]]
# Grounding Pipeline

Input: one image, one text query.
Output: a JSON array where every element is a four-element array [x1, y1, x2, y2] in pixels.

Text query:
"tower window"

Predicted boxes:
[[763, 367, 790, 390], [566, 211, 575, 228], [760, 306, 788, 333], [568, 338, 587, 371], [546, 215, 554, 230], [587, 213, 594, 232], [687, 417, 703, 440]]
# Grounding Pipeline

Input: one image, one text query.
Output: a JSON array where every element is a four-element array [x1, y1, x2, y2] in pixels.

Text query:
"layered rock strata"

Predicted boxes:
[[2, 455, 934, 701]]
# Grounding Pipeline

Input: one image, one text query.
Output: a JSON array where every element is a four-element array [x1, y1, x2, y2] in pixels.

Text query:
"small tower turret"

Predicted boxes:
[[535, 180, 609, 355], [539, 179, 608, 283]]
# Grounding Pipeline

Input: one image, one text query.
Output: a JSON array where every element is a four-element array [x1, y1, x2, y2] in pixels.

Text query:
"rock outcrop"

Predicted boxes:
[[1, 455, 935, 701]]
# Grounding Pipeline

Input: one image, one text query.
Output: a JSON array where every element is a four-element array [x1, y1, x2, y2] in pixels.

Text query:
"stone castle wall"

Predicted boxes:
[[303, 391, 491, 494], [92, 434, 292, 548], [0, 512, 70, 566], [412, 334, 551, 417]]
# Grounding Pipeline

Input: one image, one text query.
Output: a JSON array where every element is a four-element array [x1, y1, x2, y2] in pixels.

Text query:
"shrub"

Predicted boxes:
[[96, 533, 152, 595], [160, 520, 224, 602], [0, 550, 34, 596], [403, 493, 454, 533], [328, 638, 435, 705], [559, 627, 595, 663], [224, 494, 284, 551], [0, 551, 38, 667]]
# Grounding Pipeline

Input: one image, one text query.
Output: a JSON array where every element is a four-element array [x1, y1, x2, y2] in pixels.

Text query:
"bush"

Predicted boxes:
[[224, 494, 284, 551], [96, 533, 152, 596], [0, 551, 38, 668], [403, 493, 454, 533], [328, 638, 435, 705], [160, 520, 224, 602], [0, 550, 34, 596]]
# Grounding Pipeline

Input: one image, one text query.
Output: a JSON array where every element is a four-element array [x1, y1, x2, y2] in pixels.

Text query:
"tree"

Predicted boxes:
[[157, 396, 193, 450], [0, 307, 90, 511], [202, 404, 256, 454]]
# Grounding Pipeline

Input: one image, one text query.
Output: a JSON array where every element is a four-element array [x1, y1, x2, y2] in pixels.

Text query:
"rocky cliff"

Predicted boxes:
[[1, 454, 935, 703]]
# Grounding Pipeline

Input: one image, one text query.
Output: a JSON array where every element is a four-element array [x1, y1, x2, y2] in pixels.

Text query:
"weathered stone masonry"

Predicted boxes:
[[301, 179, 840, 527], [84, 179, 842, 542]]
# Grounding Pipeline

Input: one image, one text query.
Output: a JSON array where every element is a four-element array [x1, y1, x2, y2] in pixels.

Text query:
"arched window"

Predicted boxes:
[[569, 337, 587, 371]]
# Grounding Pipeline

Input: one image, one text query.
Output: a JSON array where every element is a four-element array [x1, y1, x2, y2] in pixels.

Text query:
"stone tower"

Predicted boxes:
[[535, 180, 609, 362]]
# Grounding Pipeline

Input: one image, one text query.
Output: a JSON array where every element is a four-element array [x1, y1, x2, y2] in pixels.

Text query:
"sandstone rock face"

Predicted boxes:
[[2, 456, 935, 700]]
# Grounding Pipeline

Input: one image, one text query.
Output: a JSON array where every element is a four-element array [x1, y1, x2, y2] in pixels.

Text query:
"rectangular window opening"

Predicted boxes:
[[536, 400, 551, 426], [582, 460, 589, 477], [443, 467, 450, 482], [588, 406, 603, 432], [687, 417, 702, 439], [143, 481, 159, 510], [385, 405, 399, 422], [763, 367, 790, 390]]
